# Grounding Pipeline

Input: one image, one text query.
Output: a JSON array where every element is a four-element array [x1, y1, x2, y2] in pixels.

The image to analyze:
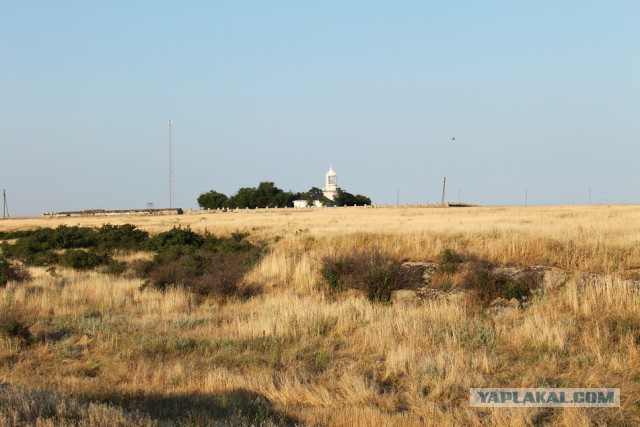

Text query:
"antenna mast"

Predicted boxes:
[[441, 177, 446, 207], [2, 190, 9, 219], [168, 120, 174, 209]]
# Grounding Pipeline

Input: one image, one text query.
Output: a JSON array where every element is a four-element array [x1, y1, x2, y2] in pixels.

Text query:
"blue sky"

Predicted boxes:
[[2, 1, 639, 215]]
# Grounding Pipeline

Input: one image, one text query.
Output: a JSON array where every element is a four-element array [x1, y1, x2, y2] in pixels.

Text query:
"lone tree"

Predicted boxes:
[[197, 190, 229, 210]]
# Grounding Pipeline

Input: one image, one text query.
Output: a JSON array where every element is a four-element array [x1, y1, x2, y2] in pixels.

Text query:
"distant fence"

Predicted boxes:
[[43, 208, 184, 218], [186, 203, 475, 214]]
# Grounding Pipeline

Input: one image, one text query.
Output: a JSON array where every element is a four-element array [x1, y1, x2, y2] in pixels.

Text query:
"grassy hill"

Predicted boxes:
[[1, 205, 638, 425]]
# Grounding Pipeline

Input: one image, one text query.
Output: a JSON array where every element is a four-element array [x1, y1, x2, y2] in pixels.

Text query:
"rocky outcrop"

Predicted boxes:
[[394, 261, 574, 307], [399, 261, 438, 287]]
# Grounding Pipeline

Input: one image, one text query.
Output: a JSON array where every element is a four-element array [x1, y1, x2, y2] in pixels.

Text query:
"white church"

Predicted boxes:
[[293, 167, 338, 208]]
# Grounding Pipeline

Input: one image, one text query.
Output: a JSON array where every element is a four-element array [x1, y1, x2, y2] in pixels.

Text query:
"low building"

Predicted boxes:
[[43, 208, 183, 218], [293, 200, 324, 208]]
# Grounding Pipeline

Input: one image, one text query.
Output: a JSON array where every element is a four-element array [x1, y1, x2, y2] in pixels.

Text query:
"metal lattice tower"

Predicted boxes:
[[168, 120, 174, 209]]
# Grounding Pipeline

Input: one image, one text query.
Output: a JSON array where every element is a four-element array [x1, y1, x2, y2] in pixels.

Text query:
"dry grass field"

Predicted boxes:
[[1, 205, 639, 425]]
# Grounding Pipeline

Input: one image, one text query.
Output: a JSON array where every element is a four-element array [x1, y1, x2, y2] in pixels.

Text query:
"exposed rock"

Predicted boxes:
[[400, 261, 438, 286], [393, 261, 573, 308], [496, 267, 521, 279], [542, 267, 571, 289], [417, 287, 445, 300]]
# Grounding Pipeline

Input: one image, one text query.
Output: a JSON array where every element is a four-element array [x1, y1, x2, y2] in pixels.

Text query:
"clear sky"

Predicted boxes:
[[2, 1, 639, 216]]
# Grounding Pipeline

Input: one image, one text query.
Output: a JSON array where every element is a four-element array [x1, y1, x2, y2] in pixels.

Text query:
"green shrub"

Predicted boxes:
[[96, 224, 149, 251], [59, 250, 111, 270], [0, 230, 37, 240], [459, 321, 494, 348], [503, 271, 539, 301], [137, 250, 258, 300], [1, 224, 148, 266], [0, 257, 31, 287], [201, 231, 256, 253], [147, 227, 204, 252], [137, 231, 262, 300], [463, 261, 541, 306], [0, 306, 32, 343], [439, 248, 463, 274], [320, 251, 407, 303]]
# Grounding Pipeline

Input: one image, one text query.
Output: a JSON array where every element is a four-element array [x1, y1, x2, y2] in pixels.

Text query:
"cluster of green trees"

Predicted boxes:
[[197, 182, 371, 210]]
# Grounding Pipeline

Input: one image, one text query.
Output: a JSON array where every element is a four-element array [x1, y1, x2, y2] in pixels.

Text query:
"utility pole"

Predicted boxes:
[[441, 177, 446, 207], [168, 120, 174, 209], [525, 187, 528, 207], [2, 190, 9, 219], [396, 189, 399, 206], [589, 186, 592, 205], [458, 188, 461, 204]]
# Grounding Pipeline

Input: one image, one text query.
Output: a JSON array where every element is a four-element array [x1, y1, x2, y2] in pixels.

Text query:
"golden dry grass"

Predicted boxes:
[[1, 205, 639, 425]]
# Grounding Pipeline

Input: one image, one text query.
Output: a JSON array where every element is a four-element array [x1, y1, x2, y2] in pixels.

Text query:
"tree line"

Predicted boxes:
[[197, 182, 371, 210]]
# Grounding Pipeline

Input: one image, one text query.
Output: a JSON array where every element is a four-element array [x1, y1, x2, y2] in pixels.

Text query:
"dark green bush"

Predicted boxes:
[[0, 306, 32, 343], [439, 248, 463, 274], [463, 261, 540, 305], [147, 227, 204, 252], [96, 224, 149, 251], [137, 231, 262, 300], [0, 257, 31, 287], [0, 230, 37, 240], [59, 250, 113, 270], [503, 271, 539, 301], [137, 250, 259, 300], [320, 251, 407, 303], [1, 224, 148, 266], [202, 231, 257, 253], [2, 224, 262, 297]]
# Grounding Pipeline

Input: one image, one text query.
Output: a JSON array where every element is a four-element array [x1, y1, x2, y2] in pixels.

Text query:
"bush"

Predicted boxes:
[[320, 251, 407, 303], [1, 224, 148, 266], [202, 231, 256, 253], [96, 224, 149, 251], [0, 306, 32, 343], [137, 250, 258, 300], [147, 227, 204, 252], [0, 257, 31, 287], [439, 248, 463, 274], [463, 261, 540, 306], [59, 250, 113, 270], [0, 230, 37, 240], [137, 231, 262, 300]]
